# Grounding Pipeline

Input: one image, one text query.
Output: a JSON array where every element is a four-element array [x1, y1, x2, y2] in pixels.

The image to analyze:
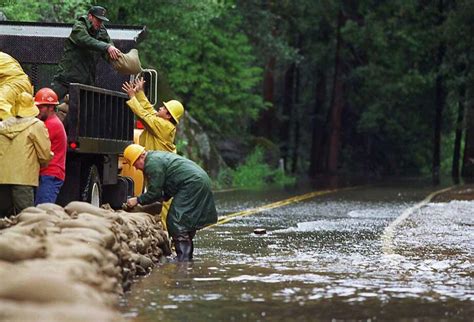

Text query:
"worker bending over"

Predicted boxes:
[[123, 144, 217, 262]]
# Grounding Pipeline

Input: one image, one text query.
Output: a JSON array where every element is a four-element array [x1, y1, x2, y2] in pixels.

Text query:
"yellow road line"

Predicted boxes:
[[381, 185, 455, 255], [206, 186, 357, 228]]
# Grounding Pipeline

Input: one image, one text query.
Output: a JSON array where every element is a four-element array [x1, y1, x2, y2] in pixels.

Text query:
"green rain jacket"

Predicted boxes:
[[53, 15, 113, 86], [137, 151, 218, 237]]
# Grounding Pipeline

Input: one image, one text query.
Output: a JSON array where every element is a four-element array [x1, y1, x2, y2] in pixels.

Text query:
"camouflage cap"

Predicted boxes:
[[89, 5, 109, 22]]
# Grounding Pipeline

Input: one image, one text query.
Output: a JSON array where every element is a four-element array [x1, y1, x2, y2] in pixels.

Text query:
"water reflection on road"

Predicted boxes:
[[121, 181, 473, 321]]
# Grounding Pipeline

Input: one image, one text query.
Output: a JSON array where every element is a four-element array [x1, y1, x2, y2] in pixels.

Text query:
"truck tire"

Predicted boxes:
[[82, 165, 102, 207]]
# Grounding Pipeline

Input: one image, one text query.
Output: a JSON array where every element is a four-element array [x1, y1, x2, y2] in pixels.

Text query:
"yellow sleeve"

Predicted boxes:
[[126, 96, 176, 141], [31, 121, 53, 166], [135, 91, 155, 114]]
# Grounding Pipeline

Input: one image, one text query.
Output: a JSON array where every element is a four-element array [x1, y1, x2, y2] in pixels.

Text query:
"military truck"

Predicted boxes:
[[0, 21, 156, 208]]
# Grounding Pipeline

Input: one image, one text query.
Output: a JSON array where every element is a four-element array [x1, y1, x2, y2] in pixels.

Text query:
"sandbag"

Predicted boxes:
[[59, 227, 109, 248], [64, 201, 110, 217], [19, 258, 119, 293], [58, 219, 115, 249], [0, 301, 123, 322], [112, 49, 143, 75], [36, 203, 66, 213], [0, 271, 105, 304], [0, 234, 46, 262], [47, 239, 108, 265]]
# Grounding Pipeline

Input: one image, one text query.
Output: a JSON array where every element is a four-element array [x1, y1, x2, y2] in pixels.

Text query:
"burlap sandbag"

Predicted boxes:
[[58, 227, 110, 248], [0, 271, 106, 304], [57, 219, 116, 249], [0, 301, 124, 322], [0, 233, 47, 262], [46, 237, 108, 265], [36, 203, 65, 213], [19, 258, 119, 293], [112, 49, 142, 75], [64, 201, 110, 217]]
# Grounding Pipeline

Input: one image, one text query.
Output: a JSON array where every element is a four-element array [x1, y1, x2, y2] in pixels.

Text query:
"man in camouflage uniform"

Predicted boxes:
[[51, 5, 121, 100]]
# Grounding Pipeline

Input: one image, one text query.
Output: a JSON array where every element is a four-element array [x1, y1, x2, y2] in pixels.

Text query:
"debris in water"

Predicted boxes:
[[254, 228, 267, 235]]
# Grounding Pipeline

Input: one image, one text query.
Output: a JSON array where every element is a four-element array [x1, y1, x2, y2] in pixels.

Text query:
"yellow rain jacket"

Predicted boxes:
[[126, 91, 177, 153], [0, 93, 52, 186], [0, 52, 33, 120], [126, 91, 178, 230]]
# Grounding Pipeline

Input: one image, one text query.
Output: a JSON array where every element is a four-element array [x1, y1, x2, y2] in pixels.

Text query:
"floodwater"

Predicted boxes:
[[120, 180, 473, 321]]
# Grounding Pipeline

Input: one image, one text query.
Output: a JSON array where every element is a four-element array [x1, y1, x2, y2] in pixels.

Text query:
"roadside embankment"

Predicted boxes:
[[431, 184, 474, 202], [0, 201, 171, 322]]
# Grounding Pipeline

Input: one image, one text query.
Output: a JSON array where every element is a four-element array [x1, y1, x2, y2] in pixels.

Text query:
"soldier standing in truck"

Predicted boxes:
[[122, 78, 185, 231], [51, 5, 122, 100]]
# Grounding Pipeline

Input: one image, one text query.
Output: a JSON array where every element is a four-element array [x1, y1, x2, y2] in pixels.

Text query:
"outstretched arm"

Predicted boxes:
[[107, 45, 122, 60]]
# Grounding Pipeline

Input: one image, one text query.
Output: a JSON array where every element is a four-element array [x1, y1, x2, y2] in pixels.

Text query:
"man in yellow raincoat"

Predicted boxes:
[[122, 78, 184, 231], [0, 52, 34, 120], [0, 92, 52, 217]]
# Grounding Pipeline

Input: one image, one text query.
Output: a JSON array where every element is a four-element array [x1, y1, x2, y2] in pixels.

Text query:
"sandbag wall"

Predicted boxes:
[[0, 201, 171, 322]]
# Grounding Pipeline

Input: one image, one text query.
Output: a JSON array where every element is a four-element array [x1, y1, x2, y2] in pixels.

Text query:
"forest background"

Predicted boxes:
[[3, 0, 474, 187]]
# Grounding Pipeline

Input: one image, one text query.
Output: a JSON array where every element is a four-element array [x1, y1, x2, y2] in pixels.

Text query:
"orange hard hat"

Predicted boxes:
[[34, 88, 59, 106]]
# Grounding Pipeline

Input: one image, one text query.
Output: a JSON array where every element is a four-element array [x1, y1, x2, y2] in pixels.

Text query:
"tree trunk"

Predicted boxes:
[[327, 9, 345, 173], [452, 83, 465, 180], [432, 0, 446, 185], [280, 63, 295, 172], [309, 70, 327, 177], [291, 63, 301, 174], [462, 89, 474, 179], [252, 57, 277, 139]]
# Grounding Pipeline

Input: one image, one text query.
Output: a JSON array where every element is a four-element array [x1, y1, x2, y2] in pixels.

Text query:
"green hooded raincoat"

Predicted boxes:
[[137, 151, 217, 237]]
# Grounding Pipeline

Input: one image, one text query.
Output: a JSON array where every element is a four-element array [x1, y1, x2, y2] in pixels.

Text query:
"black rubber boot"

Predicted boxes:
[[190, 240, 194, 260], [175, 241, 193, 262]]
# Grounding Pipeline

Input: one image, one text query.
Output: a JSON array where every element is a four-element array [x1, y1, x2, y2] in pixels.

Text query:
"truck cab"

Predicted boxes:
[[0, 21, 155, 208]]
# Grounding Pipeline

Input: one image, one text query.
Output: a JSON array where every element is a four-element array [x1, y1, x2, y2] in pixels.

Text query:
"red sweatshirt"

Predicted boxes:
[[40, 114, 67, 181]]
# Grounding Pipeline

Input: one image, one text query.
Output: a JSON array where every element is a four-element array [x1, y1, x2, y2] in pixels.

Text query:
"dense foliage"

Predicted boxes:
[[3, 0, 474, 182]]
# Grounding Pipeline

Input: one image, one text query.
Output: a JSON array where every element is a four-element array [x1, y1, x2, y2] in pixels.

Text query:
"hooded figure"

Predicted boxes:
[[0, 92, 53, 217], [124, 145, 217, 262], [0, 52, 34, 120]]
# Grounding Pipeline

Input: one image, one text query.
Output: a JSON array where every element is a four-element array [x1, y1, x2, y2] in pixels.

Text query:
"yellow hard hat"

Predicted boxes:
[[123, 144, 145, 166], [163, 100, 184, 124], [12, 92, 39, 118]]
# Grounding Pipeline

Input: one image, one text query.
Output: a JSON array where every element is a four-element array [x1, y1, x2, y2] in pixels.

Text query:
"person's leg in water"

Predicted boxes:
[[173, 231, 196, 262]]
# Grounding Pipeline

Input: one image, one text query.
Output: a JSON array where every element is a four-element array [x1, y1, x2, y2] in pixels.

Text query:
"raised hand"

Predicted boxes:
[[122, 81, 136, 98], [134, 77, 146, 92]]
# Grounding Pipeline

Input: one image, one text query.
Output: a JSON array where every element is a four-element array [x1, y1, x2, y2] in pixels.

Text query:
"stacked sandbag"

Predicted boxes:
[[0, 201, 171, 322]]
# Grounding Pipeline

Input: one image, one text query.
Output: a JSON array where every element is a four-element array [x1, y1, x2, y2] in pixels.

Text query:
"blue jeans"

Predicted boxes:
[[35, 175, 64, 205]]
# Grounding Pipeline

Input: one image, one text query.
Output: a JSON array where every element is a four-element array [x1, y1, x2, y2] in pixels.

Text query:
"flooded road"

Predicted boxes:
[[121, 181, 473, 321]]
